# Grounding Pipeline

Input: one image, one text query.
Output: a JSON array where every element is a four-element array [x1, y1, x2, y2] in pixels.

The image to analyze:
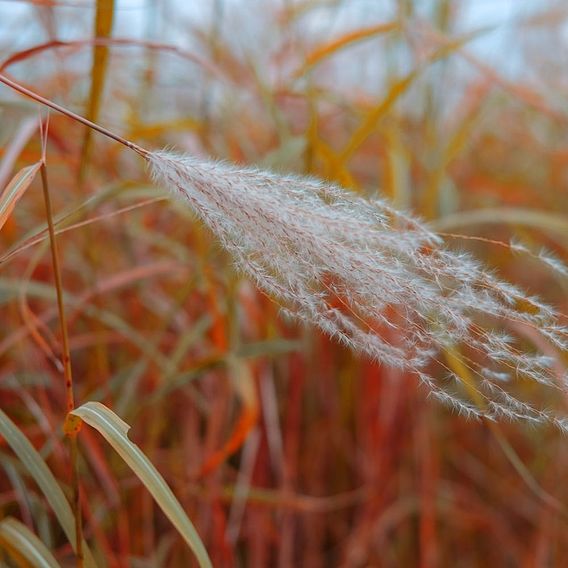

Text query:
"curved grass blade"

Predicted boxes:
[[0, 517, 60, 568], [332, 27, 495, 173], [0, 410, 97, 567], [70, 401, 212, 568], [432, 207, 568, 238], [0, 39, 222, 79], [296, 22, 398, 77], [0, 161, 42, 232]]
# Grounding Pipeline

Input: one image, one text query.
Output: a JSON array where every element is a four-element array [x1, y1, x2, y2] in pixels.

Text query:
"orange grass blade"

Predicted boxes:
[[336, 72, 417, 167], [313, 136, 359, 189], [199, 359, 259, 478], [0, 161, 42, 232], [127, 118, 202, 140], [198, 406, 259, 478], [297, 22, 398, 76]]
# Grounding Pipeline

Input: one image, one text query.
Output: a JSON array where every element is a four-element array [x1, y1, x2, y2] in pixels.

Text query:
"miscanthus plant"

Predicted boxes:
[[2, 74, 568, 432]]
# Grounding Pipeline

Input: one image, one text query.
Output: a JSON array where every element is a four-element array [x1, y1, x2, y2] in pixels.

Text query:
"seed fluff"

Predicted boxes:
[[149, 149, 568, 430]]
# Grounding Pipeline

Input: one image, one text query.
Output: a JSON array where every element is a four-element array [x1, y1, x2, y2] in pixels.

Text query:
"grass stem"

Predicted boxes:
[[40, 162, 84, 567], [0, 73, 149, 159]]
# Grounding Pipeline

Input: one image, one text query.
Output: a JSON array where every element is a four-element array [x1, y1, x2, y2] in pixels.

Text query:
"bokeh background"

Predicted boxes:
[[1, 0, 568, 566]]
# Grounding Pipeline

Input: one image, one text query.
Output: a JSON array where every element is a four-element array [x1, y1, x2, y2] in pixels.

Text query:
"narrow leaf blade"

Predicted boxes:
[[0, 410, 97, 567], [0, 162, 42, 231], [0, 517, 61, 568], [71, 401, 212, 568], [297, 22, 398, 76]]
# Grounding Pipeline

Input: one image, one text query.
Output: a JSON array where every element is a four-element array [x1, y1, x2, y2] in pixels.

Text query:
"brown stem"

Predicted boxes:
[[0, 73, 150, 160], [40, 164, 74, 412], [40, 163, 84, 566]]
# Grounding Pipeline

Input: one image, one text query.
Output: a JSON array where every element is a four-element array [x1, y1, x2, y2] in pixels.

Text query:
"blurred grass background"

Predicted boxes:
[[1, 0, 568, 566]]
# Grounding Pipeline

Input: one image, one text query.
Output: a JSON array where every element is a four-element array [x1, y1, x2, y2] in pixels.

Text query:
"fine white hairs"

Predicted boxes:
[[149, 149, 568, 430]]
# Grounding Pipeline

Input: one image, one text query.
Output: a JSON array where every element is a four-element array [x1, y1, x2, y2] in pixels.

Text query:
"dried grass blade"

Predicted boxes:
[[199, 360, 259, 477], [70, 401, 212, 568], [432, 208, 568, 238], [336, 72, 417, 168], [0, 161, 42, 232], [297, 22, 398, 76]]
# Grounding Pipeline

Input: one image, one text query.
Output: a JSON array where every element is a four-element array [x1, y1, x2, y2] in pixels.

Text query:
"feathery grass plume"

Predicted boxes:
[[149, 150, 568, 429]]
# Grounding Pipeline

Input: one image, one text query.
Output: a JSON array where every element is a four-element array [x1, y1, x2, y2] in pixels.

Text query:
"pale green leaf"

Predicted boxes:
[[0, 517, 60, 568], [71, 401, 212, 568], [0, 410, 97, 567]]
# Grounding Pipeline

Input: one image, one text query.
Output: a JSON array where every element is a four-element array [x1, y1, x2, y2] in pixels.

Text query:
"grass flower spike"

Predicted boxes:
[[149, 150, 568, 429]]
